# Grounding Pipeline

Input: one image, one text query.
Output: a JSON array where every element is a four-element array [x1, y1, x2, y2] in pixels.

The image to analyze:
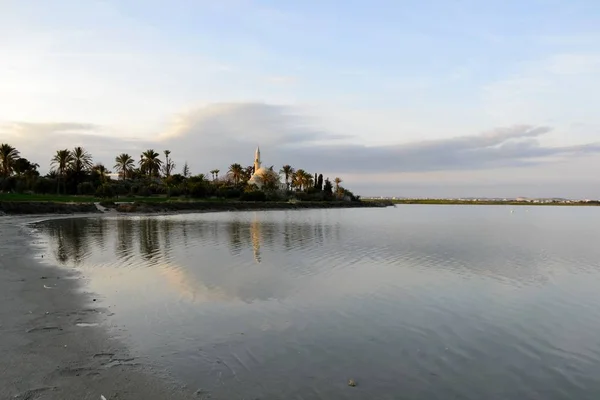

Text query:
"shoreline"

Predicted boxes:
[[0, 205, 391, 399], [0, 217, 195, 399], [0, 199, 393, 216], [366, 199, 600, 206]]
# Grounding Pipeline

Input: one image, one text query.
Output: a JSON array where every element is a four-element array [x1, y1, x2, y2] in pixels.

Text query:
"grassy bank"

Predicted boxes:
[[364, 199, 600, 206], [0, 193, 177, 203], [0, 193, 392, 215]]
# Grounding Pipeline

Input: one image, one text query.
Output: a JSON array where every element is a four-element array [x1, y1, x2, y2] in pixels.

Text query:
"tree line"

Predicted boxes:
[[0, 143, 358, 201]]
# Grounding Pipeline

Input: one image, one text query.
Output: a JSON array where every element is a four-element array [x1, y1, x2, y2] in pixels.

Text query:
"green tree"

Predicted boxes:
[[293, 169, 313, 191], [228, 163, 244, 185], [92, 163, 111, 184], [0, 143, 20, 178], [334, 177, 343, 195], [279, 165, 294, 191], [323, 178, 333, 198], [114, 153, 135, 180], [162, 150, 175, 178], [69, 146, 93, 189], [256, 171, 279, 192], [183, 162, 191, 178], [13, 158, 39, 177], [140, 149, 162, 178], [70, 146, 93, 174], [244, 165, 254, 182], [51, 149, 74, 194]]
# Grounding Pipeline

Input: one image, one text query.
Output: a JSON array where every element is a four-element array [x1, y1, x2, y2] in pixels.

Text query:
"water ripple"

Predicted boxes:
[[28, 208, 600, 400]]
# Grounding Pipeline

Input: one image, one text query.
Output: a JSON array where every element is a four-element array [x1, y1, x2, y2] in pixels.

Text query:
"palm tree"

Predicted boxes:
[[228, 163, 244, 185], [334, 177, 343, 194], [256, 170, 279, 191], [140, 149, 162, 178], [162, 150, 174, 178], [0, 143, 20, 178], [92, 163, 111, 184], [293, 169, 312, 191], [244, 165, 255, 182], [51, 149, 74, 194], [114, 153, 135, 180], [280, 165, 294, 191], [304, 172, 314, 189], [70, 146, 93, 174]]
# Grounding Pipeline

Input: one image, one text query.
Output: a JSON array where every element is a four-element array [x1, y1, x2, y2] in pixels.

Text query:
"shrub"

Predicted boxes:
[[33, 178, 56, 194], [168, 186, 183, 197], [189, 182, 208, 198], [216, 187, 241, 199], [148, 183, 165, 195], [0, 177, 17, 192], [95, 184, 115, 198], [112, 183, 129, 197], [136, 185, 151, 197], [294, 192, 310, 202], [15, 179, 28, 194], [77, 182, 96, 195], [239, 190, 267, 202]]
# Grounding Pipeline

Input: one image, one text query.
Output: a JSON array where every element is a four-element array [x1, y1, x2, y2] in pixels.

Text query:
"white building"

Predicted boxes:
[[247, 146, 283, 190]]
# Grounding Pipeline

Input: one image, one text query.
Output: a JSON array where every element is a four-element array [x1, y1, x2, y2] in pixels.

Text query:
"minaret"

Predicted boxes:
[[254, 146, 261, 172]]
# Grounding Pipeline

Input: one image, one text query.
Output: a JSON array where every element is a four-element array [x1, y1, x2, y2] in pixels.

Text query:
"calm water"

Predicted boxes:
[[32, 206, 600, 399]]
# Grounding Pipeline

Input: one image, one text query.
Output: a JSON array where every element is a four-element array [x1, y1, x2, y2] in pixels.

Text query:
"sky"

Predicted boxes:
[[1, 0, 599, 198]]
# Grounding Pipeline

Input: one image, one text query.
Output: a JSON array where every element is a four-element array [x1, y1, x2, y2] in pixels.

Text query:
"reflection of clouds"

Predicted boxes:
[[32, 210, 594, 308], [37, 211, 571, 306], [156, 262, 233, 303], [35, 214, 340, 304]]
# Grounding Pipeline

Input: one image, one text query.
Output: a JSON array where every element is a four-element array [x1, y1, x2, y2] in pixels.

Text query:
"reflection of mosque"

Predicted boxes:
[[36, 215, 342, 303], [37, 215, 556, 300], [251, 215, 261, 263]]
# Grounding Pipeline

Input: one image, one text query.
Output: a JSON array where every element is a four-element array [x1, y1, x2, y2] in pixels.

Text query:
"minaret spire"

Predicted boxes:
[[254, 145, 261, 171]]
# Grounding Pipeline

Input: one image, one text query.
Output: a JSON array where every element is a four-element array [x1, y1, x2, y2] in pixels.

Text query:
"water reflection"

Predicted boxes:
[[35, 213, 341, 303], [31, 208, 600, 400]]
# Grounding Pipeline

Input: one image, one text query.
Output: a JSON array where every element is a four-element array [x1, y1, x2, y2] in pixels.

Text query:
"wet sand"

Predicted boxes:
[[0, 216, 195, 400]]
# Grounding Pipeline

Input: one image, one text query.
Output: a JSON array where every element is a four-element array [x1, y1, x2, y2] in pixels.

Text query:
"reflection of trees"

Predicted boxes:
[[160, 218, 174, 260], [38, 215, 339, 269], [38, 218, 96, 266], [36, 214, 342, 303], [139, 218, 160, 261], [223, 215, 336, 263], [116, 217, 134, 259], [227, 219, 243, 256]]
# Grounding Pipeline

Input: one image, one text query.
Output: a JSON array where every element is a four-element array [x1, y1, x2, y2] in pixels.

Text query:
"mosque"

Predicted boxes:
[[247, 146, 283, 190]]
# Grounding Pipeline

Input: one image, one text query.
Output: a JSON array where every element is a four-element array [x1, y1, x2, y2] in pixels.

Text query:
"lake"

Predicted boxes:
[[32, 206, 600, 399]]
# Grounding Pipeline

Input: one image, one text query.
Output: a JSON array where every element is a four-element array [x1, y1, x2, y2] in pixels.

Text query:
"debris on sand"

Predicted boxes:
[[13, 386, 57, 399], [26, 326, 62, 333], [348, 379, 357, 387]]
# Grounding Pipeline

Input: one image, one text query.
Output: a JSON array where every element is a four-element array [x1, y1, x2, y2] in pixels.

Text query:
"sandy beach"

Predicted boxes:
[[0, 215, 195, 400]]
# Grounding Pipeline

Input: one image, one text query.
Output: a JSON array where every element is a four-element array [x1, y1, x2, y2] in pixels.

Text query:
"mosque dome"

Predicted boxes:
[[247, 146, 284, 189]]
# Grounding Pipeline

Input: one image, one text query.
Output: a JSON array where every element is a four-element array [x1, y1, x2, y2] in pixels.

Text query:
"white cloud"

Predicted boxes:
[[4, 104, 598, 189], [482, 52, 600, 143]]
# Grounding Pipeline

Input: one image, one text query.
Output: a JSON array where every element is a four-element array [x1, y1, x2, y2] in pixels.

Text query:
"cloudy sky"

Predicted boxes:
[[1, 0, 599, 198]]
